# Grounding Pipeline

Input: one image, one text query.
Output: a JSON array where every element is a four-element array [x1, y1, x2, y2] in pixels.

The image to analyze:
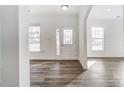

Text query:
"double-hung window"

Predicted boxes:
[[29, 25, 40, 52], [91, 27, 104, 51]]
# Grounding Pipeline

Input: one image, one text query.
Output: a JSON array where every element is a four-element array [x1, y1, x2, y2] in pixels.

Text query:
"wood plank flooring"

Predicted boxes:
[[30, 58, 124, 87]]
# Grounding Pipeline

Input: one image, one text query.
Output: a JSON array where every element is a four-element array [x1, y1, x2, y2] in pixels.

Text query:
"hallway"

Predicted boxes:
[[30, 58, 124, 87]]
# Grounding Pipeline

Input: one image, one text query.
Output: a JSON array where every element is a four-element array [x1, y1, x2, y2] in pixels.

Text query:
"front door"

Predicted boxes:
[[56, 27, 77, 59]]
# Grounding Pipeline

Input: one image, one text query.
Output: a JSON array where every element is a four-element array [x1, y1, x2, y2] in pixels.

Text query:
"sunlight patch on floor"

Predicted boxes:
[[87, 60, 97, 68]]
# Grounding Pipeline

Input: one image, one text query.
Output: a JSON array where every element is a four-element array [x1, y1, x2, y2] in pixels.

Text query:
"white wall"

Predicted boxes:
[[0, 6, 19, 86], [78, 6, 92, 69], [29, 15, 78, 60], [87, 19, 124, 57], [19, 6, 30, 87], [0, 5, 29, 87]]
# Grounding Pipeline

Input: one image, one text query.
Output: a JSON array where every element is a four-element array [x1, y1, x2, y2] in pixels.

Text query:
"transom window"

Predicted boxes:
[[29, 25, 40, 52], [91, 27, 104, 51]]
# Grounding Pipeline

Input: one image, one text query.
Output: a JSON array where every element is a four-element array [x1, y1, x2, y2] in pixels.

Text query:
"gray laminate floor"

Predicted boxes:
[[30, 58, 124, 87]]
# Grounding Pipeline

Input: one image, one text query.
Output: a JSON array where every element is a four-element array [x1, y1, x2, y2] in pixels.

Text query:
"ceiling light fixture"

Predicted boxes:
[[61, 5, 69, 10], [106, 8, 111, 12]]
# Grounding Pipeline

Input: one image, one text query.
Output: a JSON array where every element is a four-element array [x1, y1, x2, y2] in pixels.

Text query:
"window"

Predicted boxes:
[[91, 27, 104, 51], [56, 29, 61, 56], [29, 25, 40, 52], [63, 29, 73, 44]]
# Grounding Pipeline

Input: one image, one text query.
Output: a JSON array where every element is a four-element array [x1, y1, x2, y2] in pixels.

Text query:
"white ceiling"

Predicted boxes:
[[28, 5, 81, 16], [88, 5, 123, 19]]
